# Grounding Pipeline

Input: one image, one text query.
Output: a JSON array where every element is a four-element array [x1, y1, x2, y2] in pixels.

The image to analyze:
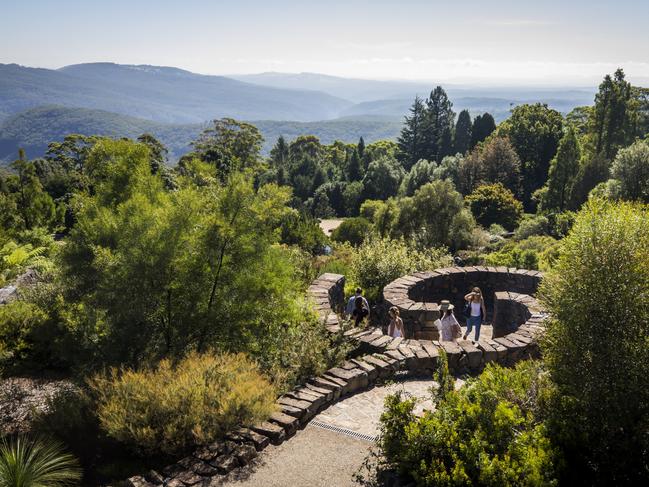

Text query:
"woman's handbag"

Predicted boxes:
[[462, 301, 472, 319]]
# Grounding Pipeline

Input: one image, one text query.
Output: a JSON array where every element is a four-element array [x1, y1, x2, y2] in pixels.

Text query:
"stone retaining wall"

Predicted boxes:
[[493, 291, 542, 338], [383, 266, 543, 339], [124, 270, 547, 487], [307, 273, 345, 332]]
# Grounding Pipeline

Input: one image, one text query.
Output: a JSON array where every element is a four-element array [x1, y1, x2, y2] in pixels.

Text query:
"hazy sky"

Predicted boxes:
[[2, 0, 648, 85]]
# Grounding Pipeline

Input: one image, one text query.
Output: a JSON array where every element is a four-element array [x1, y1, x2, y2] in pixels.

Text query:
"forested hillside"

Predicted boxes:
[[0, 106, 403, 163], [0, 63, 352, 123]]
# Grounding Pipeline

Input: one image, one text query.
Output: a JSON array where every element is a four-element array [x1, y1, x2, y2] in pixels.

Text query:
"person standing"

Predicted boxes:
[[387, 306, 405, 338], [346, 287, 370, 319], [352, 293, 369, 327], [464, 287, 487, 341], [437, 300, 462, 342]]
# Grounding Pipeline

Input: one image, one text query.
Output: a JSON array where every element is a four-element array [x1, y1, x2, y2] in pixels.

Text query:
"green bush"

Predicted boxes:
[[540, 199, 649, 484], [279, 211, 329, 254], [256, 307, 350, 393], [514, 214, 550, 240], [349, 236, 451, 300], [330, 217, 372, 246], [0, 301, 56, 373], [89, 352, 277, 456], [466, 183, 524, 231], [484, 236, 560, 271], [377, 361, 558, 486], [0, 436, 82, 487]]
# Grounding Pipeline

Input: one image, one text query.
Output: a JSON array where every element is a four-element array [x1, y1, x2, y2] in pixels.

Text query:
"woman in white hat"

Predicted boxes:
[[437, 300, 462, 342]]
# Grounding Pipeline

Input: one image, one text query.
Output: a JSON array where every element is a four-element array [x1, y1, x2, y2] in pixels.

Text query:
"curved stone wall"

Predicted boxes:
[[307, 273, 345, 332], [383, 266, 543, 340]]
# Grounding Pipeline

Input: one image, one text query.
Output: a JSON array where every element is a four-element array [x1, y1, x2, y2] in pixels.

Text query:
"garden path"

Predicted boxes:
[[217, 377, 440, 487]]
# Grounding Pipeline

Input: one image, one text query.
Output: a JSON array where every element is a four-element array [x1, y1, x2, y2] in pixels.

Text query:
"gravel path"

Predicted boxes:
[[215, 426, 369, 487], [217, 377, 441, 487]]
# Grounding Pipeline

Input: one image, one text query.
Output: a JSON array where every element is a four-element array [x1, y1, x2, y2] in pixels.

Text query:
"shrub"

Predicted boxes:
[[466, 183, 524, 231], [358, 200, 384, 222], [377, 361, 558, 486], [331, 217, 372, 246], [89, 352, 277, 456], [0, 436, 82, 487], [278, 211, 328, 254], [432, 350, 453, 403], [0, 301, 52, 373], [349, 237, 451, 300], [540, 199, 649, 484], [514, 214, 550, 240], [484, 236, 560, 271], [256, 307, 351, 393]]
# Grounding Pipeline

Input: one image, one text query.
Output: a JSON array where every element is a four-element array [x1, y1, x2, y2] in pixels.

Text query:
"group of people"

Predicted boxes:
[[346, 286, 487, 343], [434, 287, 487, 342]]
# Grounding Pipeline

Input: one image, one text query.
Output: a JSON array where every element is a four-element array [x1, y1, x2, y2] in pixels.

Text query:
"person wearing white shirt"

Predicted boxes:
[[437, 300, 462, 342]]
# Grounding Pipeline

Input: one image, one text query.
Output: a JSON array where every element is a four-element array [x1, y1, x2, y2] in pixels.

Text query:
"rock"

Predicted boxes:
[[146, 470, 165, 484], [174, 470, 204, 485], [251, 421, 286, 444], [269, 411, 300, 435], [162, 464, 184, 478], [350, 358, 378, 382], [234, 443, 258, 465], [276, 396, 314, 419], [235, 428, 270, 451], [326, 367, 369, 393], [210, 454, 240, 474], [126, 476, 156, 487], [192, 461, 219, 477], [304, 383, 334, 402], [457, 340, 483, 370]]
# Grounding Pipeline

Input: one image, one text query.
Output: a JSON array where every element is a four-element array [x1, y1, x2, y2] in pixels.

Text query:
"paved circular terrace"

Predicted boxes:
[[125, 267, 547, 487]]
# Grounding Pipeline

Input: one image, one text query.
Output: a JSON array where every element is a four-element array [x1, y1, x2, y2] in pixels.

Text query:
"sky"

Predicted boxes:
[[1, 0, 648, 85]]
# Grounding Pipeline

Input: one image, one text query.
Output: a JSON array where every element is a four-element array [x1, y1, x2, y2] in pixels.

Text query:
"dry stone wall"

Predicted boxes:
[[383, 266, 543, 339]]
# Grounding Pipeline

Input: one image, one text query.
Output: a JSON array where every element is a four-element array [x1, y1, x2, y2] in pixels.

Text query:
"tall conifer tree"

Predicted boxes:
[[454, 109, 473, 154]]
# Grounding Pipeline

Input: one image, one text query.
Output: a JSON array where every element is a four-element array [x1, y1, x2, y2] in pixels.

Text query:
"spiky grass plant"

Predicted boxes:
[[0, 436, 81, 487]]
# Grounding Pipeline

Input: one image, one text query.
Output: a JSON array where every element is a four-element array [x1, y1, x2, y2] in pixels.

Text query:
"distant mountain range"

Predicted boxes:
[[0, 63, 352, 124], [0, 62, 601, 165], [0, 106, 403, 163]]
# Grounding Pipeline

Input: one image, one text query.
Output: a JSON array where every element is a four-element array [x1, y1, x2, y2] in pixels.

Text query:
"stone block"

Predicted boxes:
[[210, 454, 240, 474], [305, 383, 334, 402], [277, 397, 313, 419], [174, 470, 204, 485], [475, 340, 498, 363], [363, 355, 394, 378], [308, 377, 342, 401], [269, 412, 300, 435], [126, 476, 155, 487], [413, 347, 434, 370], [350, 358, 379, 382], [192, 461, 219, 477], [457, 340, 483, 370], [326, 367, 369, 393], [234, 444, 258, 465], [250, 422, 286, 445], [235, 428, 270, 451]]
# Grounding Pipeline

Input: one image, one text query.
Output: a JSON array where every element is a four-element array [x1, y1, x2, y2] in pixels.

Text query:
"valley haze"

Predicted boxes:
[[0, 62, 598, 163]]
